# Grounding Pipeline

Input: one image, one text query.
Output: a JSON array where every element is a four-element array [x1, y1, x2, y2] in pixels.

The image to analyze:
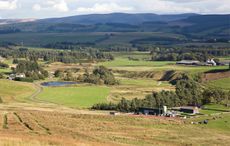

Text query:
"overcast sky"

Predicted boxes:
[[0, 0, 229, 19]]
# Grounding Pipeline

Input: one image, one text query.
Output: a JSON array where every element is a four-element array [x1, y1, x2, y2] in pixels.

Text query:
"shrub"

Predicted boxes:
[[92, 103, 117, 110], [0, 62, 9, 68], [14, 77, 34, 82], [0, 73, 4, 79], [0, 96, 3, 103], [82, 66, 118, 85]]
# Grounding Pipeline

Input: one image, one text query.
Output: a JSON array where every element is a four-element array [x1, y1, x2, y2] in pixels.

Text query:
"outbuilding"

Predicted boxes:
[[180, 106, 199, 114], [176, 60, 200, 65], [137, 107, 163, 115]]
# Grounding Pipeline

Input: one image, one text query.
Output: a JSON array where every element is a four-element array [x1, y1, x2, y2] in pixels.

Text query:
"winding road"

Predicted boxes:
[[27, 83, 44, 102]]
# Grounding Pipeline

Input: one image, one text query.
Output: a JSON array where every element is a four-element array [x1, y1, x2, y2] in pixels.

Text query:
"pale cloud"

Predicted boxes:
[[0, 0, 230, 19], [52, 0, 69, 12], [32, 4, 41, 11], [0, 0, 17, 10], [76, 3, 134, 13], [32, 0, 69, 12]]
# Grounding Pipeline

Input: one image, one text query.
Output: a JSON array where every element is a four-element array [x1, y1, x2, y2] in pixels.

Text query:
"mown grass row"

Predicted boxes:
[[13, 112, 33, 131], [33, 118, 51, 135], [2, 114, 8, 129]]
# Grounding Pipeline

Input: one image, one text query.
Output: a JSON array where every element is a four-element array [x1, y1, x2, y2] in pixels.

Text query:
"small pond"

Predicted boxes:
[[41, 81, 79, 87]]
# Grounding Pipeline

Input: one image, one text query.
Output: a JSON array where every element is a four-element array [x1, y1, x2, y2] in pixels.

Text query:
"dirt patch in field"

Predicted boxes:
[[202, 70, 230, 81]]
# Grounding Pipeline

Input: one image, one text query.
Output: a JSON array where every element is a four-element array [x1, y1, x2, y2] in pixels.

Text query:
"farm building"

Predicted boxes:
[[206, 59, 217, 66], [180, 106, 199, 114], [176, 60, 200, 65], [137, 107, 164, 115], [8, 73, 26, 80], [110, 112, 119, 116]]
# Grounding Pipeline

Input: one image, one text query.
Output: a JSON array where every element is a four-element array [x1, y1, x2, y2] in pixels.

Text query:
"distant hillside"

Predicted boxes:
[[0, 13, 229, 40], [178, 15, 230, 37], [37, 13, 198, 25]]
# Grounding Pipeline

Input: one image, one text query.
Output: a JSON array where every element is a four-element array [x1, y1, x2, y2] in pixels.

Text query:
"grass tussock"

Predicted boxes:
[[2, 114, 8, 129]]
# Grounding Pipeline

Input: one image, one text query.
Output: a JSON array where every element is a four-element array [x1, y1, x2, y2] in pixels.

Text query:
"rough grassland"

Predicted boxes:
[[0, 110, 229, 146], [37, 86, 110, 108], [119, 78, 171, 87], [207, 77, 230, 90], [0, 80, 36, 102]]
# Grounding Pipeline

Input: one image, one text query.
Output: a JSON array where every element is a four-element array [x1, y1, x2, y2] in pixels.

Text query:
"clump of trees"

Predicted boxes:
[[0, 62, 9, 69], [203, 88, 230, 105], [80, 66, 118, 85], [14, 60, 48, 80], [54, 68, 81, 81], [0, 73, 4, 79], [151, 52, 210, 62], [0, 47, 114, 64], [147, 47, 230, 62], [92, 78, 229, 112]]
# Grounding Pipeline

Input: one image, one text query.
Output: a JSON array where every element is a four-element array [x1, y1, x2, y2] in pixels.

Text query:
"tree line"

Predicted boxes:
[[0, 47, 114, 64], [92, 78, 229, 112], [13, 60, 48, 81]]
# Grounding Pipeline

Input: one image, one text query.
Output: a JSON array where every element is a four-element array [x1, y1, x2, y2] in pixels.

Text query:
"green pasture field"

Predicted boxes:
[[99, 57, 175, 67], [207, 78, 230, 90], [37, 85, 110, 108], [187, 113, 230, 132], [0, 68, 11, 73], [200, 104, 230, 115], [99, 57, 228, 72], [0, 79, 36, 102]]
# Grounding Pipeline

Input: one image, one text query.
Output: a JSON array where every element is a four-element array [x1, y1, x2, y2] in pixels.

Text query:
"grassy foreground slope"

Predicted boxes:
[[37, 86, 110, 108], [0, 80, 36, 102], [0, 110, 229, 146]]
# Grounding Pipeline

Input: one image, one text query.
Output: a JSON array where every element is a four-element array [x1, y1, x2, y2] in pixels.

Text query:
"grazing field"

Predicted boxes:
[[207, 77, 230, 90], [37, 86, 110, 108], [0, 109, 229, 146], [0, 80, 36, 102], [186, 113, 230, 132], [99, 58, 174, 68], [99, 57, 228, 72], [200, 104, 230, 115]]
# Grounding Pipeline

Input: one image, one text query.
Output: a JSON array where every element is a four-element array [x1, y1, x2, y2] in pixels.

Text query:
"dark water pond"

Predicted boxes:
[[41, 81, 78, 87]]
